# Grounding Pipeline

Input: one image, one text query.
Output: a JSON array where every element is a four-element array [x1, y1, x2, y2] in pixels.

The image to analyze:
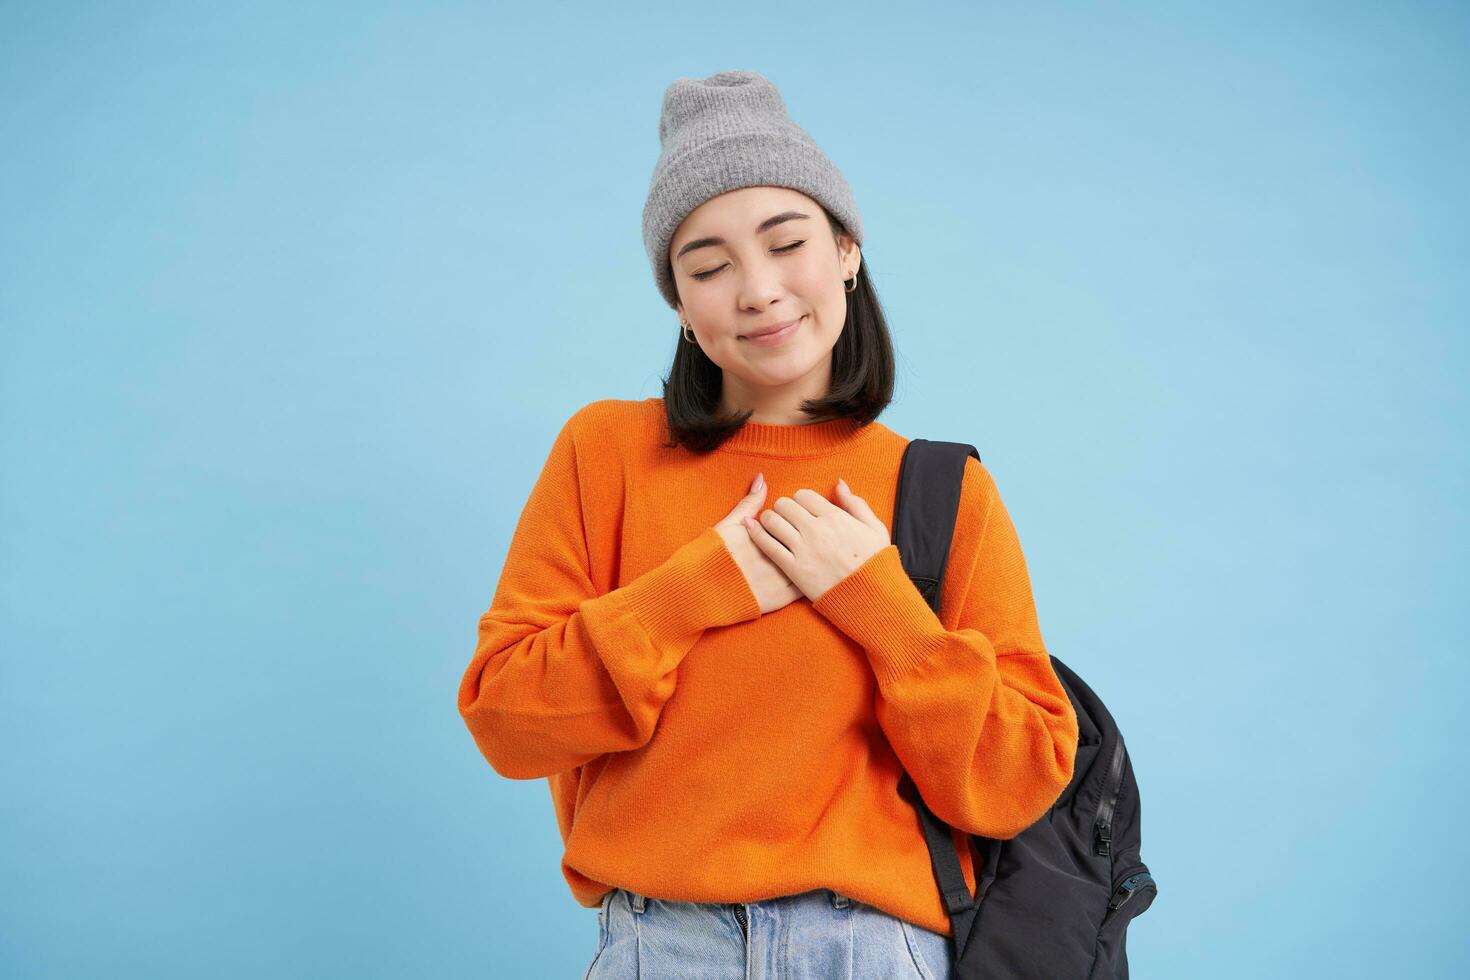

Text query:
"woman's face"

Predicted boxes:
[[670, 186, 860, 397]]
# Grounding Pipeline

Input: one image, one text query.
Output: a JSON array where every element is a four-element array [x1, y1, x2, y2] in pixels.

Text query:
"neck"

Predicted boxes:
[[717, 364, 833, 425]]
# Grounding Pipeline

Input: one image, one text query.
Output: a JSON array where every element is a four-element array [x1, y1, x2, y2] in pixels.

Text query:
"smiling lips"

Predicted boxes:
[[741, 315, 804, 345]]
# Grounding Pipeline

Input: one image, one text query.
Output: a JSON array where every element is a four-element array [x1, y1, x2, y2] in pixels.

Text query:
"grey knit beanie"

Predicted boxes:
[[642, 70, 864, 311]]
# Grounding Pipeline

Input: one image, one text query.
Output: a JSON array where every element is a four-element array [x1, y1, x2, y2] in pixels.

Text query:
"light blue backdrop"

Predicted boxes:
[[2, 2, 1465, 977]]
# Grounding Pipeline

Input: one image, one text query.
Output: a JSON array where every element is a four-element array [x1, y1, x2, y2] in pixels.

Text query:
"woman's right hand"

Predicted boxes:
[[714, 473, 803, 615]]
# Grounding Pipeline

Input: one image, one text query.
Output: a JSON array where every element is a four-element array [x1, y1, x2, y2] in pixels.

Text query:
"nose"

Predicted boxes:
[[736, 256, 788, 313]]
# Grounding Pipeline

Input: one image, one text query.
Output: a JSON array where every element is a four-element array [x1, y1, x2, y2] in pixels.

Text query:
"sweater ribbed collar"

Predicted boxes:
[[718, 414, 880, 459]]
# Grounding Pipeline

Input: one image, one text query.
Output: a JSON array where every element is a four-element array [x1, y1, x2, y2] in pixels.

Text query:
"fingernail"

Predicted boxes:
[[838, 477, 849, 491], [754, 472, 765, 491]]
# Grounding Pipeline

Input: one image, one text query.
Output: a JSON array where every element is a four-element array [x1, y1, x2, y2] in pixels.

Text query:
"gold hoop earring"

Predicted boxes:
[[844, 275, 857, 293]]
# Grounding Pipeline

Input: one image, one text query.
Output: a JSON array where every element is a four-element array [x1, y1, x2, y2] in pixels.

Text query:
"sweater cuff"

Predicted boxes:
[[617, 526, 762, 640], [811, 544, 948, 685]]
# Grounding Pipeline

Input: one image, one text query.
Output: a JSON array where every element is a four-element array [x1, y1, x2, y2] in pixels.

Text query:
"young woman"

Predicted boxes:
[[457, 69, 1079, 980]]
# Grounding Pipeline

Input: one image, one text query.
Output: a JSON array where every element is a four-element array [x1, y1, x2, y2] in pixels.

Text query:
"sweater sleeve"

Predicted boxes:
[[810, 457, 1079, 839], [457, 408, 762, 780]]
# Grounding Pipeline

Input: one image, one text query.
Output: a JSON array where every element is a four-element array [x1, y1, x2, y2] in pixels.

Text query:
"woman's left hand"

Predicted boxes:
[[741, 478, 892, 604]]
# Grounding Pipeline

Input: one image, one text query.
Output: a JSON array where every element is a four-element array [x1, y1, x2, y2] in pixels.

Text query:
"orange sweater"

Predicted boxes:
[[457, 397, 1078, 937]]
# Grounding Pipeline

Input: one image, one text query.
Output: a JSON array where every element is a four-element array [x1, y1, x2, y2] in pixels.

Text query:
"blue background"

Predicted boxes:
[[2, 2, 1466, 977]]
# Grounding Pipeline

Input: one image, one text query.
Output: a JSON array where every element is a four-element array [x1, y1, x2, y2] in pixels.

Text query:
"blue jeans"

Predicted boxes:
[[584, 886, 955, 979]]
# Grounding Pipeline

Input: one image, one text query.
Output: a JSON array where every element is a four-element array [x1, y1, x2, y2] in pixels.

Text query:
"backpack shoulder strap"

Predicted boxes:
[[893, 438, 984, 927], [893, 438, 981, 614]]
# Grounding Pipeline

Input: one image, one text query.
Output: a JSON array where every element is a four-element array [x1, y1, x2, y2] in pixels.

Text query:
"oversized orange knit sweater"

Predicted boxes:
[[457, 397, 1078, 937]]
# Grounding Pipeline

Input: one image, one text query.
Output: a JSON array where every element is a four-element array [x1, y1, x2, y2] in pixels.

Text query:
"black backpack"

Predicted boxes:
[[892, 438, 1158, 979]]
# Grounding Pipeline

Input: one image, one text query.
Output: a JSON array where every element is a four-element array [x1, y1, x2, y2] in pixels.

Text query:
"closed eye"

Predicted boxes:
[[691, 240, 805, 282]]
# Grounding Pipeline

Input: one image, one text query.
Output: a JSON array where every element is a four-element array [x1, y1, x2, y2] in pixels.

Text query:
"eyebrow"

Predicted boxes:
[[674, 210, 812, 261]]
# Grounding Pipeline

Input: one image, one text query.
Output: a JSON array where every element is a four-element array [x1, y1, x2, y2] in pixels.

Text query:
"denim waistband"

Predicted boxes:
[[621, 887, 850, 913]]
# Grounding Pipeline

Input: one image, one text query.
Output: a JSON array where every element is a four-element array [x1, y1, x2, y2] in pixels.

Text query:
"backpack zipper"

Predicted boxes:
[[1100, 869, 1156, 928], [1093, 738, 1126, 857], [1107, 870, 1154, 911]]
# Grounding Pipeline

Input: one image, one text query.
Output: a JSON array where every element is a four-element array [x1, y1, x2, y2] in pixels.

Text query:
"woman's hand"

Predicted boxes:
[[714, 473, 805, 615], [742, 478, 892, 604]]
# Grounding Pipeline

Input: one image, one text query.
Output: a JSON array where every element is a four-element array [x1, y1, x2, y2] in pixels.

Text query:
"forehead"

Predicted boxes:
[[673, 186, 819, 243]]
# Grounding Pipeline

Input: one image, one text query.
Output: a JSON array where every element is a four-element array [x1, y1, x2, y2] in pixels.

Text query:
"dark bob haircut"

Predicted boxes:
[[659, 208, 895, 454]]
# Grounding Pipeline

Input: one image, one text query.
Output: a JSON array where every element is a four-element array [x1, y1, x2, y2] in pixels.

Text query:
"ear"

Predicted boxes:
[[837, 236, 861, 280]]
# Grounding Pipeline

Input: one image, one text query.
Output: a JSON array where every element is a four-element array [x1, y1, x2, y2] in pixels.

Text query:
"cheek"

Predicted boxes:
[[683, 290, 720, 320], [792, 264, 845, 315], [806, 287, 848, 338], [789, 260, 833, 292]]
